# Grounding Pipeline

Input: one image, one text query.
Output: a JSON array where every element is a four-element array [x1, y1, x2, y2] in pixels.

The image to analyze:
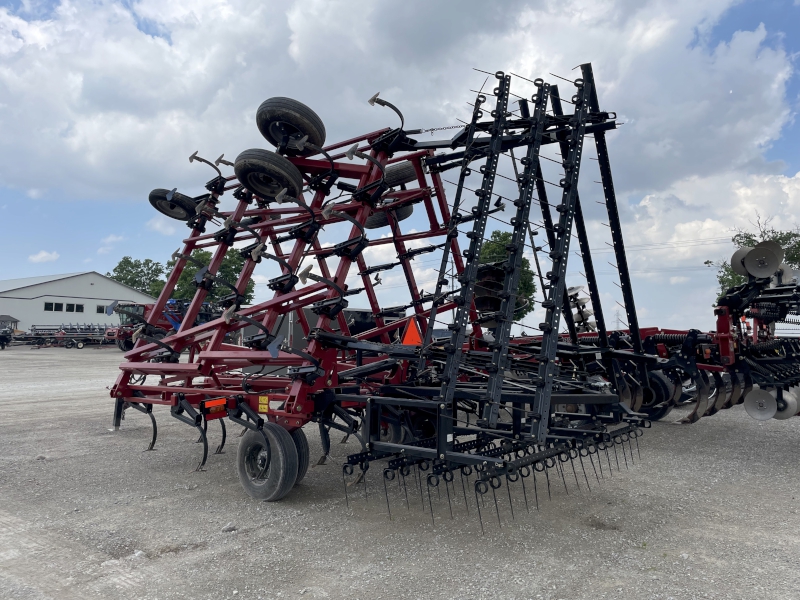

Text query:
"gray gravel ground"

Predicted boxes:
[[1, 346, 798, 600]]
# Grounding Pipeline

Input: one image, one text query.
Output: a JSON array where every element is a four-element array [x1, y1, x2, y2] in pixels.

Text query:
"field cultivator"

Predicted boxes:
[[109, 63, 799, 524], [14, 323, 113, 349]]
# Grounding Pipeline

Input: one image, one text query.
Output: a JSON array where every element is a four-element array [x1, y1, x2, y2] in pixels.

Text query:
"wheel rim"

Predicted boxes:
[[268, 121, 304, 147], [155, 200, 190, 220], [244, 440, 271, 486]]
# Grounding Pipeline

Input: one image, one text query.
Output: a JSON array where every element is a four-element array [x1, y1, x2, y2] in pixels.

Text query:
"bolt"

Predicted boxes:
[[439, 403, 445, 409], [440, 454, 445, 459]]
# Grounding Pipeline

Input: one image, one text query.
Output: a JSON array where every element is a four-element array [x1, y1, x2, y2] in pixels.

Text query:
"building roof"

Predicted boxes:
[[0, 315, 19, 322], [0, 272, 86, 294], [0, 271, 155, 300]]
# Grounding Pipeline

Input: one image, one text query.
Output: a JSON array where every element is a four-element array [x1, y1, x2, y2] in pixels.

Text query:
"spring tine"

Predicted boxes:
[[544, 466, 552, 501], [619, 440, 628, 470], [416, 466, 424, 509], [383, 472, 392, 520], [427, 481, 435, 526], [635, 432, 641, 459], [628, 437, 635, 465], [145, 409, 157, 452], [605, 444, 614, 474], [532, 470, 540, 511], [557, 460, 568, 495], [506, 478, 514, 521], [446, 479, 453, 519], [570, 457, 581, 492], [460, 470, 470, 515], [214, 418, 227, 455], [492, 486, 501, 527], [590, 450, 601, 481], [402, 471, 410, 510], [520, 475, 530, 513], [476, 487, 485, 535], [578, 454, 591, 491], [194, 425, 208, 472]]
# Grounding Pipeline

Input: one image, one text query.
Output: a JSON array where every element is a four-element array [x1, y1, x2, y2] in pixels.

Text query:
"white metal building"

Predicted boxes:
[[0, 272, 155, 332]]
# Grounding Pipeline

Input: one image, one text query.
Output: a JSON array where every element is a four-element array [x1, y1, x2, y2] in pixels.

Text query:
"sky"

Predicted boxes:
[[0, 0, 798, 333]]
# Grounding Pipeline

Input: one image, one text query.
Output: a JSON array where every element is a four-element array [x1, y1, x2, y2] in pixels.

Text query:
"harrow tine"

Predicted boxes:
[[570, 455, 581, 492], [490, 479, 502, 527], [544, 464, 552, 501], [589, 449, 601, 482], [578, 452, 591, 491], [401, 469, 410, 510], [382, 469, 392, 521], [415, 465, 424, 509], [532, 469, 540, 511], [634, 431, 641, 459], [426, 476, 435, 526], [556, 458, 569, 495], [519, 468, 530, 513], [505, 476, 515, 521], [214, 418, 226, 455], [460, 469, 469, 515], [618, 438, 628, 470], [475, 485, 485, 535], [342, 465, 350, 508], [445, 478, 453, 519], [627, 435, 634, 466]]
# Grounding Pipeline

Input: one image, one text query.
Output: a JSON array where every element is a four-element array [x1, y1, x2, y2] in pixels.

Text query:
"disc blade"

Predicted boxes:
[[743, 388, 777, 420], [743, 247, 779, 278], [755, 240, 785, 264], [773, 390, 798, 420], [730, 247, 753, 276]]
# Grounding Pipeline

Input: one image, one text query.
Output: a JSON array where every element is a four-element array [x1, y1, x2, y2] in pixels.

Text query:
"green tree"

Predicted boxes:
[[478, 230, 537, 318], [107, 257, 165, 297], [160, 249, 256, 304], [708, 215, 800, 298]]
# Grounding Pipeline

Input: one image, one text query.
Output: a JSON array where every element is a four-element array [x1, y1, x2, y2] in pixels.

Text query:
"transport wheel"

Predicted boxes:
[[379, 421, 403, 444], [237, 423, 298, 501], [148, 188, 198, 221], [75, 341, 85, 349], [35, 338, 45, 346], [365, 202, 414, 230], [234, 149, 304, 200], [64, 340, 75, 349], [118, 339, 134, 352], [256, 97, 326, 157], [640, 370, 675, 421], [290, 428, 310, 485], [384, 161, 418, 188]]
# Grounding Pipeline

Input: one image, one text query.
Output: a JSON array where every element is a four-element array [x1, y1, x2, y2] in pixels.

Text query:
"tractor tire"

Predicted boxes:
[[364, 202, 414, 230], [640, 370, 675, 421], [290, 428, 310, 485], [148, 188, 198, 221], [118, 339, 134, 352], [234, 149, 304, 200], [379, 421, 403, 444], [256, 97, 326, 157], [384, 161, 418, 188], [64, 340, 75, 349], [237, 423, 298, 501]]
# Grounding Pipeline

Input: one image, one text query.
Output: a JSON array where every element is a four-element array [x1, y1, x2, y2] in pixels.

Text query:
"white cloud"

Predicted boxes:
[[146, 215, 177, 235], [28, 250, 59, 263], [670, 276, 690, 284], [97, 246, 112, 254], [101, 234, 124, 244]]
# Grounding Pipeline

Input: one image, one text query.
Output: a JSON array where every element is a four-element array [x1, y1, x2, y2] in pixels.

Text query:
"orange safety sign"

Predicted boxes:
[[401, 320, 422, 345]]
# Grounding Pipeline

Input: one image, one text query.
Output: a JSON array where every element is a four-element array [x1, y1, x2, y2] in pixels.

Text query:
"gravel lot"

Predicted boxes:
[[0, 345, 798, 600]]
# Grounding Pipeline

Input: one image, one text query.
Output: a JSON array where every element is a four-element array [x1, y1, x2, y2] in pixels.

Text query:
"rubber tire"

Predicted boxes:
[[118, 339, 134, 352], [380, 421, 403, 444], [640, 370, 675, 421], [148, 188, 198, 221], [290, 428, 310, 485], [75, 341, 85, 349], [234, 149, 304, 200], [256, 97, 326, 157], [237, 423, 299, 502], [64, 340, 75, 349], [364, 202, 414, 230], [384, 161, 418, 188]]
